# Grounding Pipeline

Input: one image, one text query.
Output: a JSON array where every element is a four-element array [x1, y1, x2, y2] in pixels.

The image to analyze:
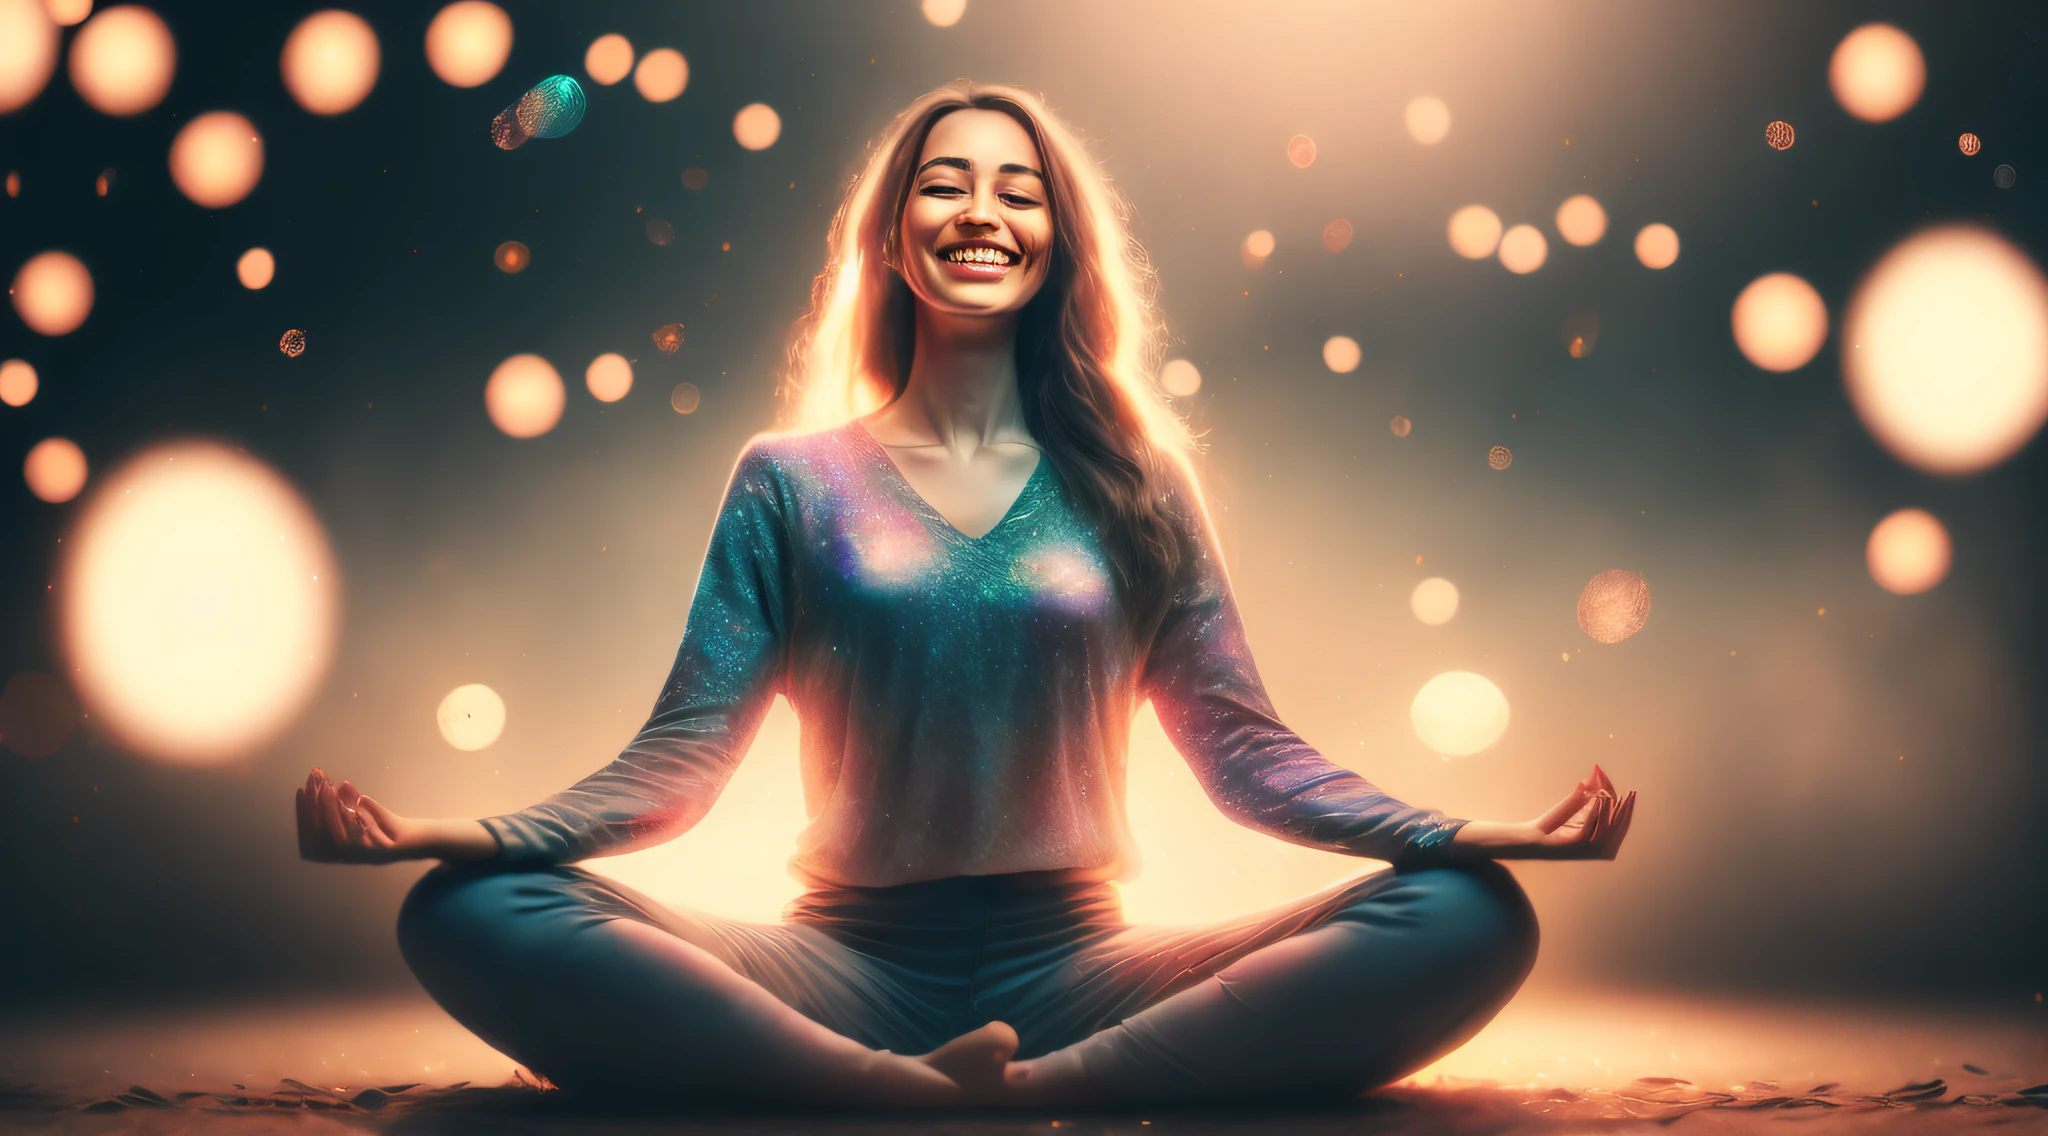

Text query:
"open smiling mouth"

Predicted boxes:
[[937, 242, 1021, 280]]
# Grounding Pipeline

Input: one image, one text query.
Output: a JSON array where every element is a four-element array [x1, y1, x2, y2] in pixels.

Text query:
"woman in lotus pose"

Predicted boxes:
[[297, 81, 1635, 1108]]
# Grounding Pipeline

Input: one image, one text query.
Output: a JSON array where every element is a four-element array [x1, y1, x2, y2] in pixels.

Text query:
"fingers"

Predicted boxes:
[[1601, 791, 1637, 859], [1537, 782, 1595, 833], [320, 777, 352, 848]]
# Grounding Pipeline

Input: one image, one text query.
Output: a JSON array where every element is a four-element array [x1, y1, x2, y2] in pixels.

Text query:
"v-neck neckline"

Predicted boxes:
[[850, 418, 1048, 543]]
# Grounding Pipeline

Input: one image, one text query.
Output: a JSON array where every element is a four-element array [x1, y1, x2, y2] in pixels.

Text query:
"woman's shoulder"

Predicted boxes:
[[728, 421, 864, 496]]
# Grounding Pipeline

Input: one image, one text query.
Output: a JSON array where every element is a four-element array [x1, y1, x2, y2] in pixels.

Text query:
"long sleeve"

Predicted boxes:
[[1138, 471, 1468, 870], [477, 442, 794, 866]]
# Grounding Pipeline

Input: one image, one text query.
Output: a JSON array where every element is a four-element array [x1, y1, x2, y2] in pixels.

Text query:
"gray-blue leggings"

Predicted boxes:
[[397, 859, 1538, 1106]]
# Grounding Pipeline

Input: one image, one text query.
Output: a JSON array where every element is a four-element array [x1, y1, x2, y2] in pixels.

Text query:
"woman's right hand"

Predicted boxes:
[[296, 767, 416, 864]]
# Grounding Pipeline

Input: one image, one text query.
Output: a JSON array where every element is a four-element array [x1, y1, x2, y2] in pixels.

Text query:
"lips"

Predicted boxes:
[[934, 241, 1021, 283]]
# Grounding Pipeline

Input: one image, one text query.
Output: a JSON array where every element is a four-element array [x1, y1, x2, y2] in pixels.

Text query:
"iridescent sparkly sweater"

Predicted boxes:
[[480, 420, 1470, 888]]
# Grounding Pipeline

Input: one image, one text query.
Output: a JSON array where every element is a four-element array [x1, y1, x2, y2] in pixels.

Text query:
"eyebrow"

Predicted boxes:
[[916, 156, 1045, 180]]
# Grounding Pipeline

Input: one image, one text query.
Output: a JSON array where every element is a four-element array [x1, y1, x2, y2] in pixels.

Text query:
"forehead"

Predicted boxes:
[[919, 108, 1041, 169]]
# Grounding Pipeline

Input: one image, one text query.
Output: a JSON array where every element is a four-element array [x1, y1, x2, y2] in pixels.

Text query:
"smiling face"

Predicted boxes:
[[896, 107, 1055, 318]]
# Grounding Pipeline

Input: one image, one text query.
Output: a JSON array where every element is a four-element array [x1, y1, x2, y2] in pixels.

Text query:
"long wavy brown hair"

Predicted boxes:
[[780, 79, 1209, 644]]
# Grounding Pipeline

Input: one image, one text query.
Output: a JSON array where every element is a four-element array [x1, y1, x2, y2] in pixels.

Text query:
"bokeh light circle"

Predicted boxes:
[[485, 354, 564, 438], [1160, 358, 1200, 397], [1286, 134, 1316, 168], [0, 359, 37, 406], [1576, 569, 1652, 644], [585, 352, 632, 402], [1842, 225, 2048, 475], [1497, 224, 1547, 274], [280, 9, 380, 115], [45, 0, 90, 24], [1487, 445, 1512, 470], [1635, 223, 1680, 269], [1404, 95, 1450, 145], [24, 436, 86, 501], [1732, 272, 1828, 372], [634, 48, 687, 103], [0, 0, 60, 114], [278, 329, 306, 357], [584, 33, 631, 85], [1555, 194, 1607, 246], [67, 4, 174, 116], [1958, 133, 1981, 157], [733, 102, 780, 150], [1411, 671, 1509, 757], [1765, 120, 1795, 150], [424, 1, 509, 88], [1829, 23, 1924, 124], [59, 441, 338, 764], [492, 240, 529, 273], [1321, 218, 1353, 253], [1322, 335, 1361, 374], [11, 250, 94, 335], [1410, 577, 1458, 626], [236, 247, 274, 289], [1240, 228, 1274, 269], [1866, 509, 1950, 595], [437, 683, 504, 750], [670, 382, 700, 414], [921, 0, 966, 26], [169, 111, 264, 208], [1389, 415, 1411, 437], [1447, 205, 1501, 259]]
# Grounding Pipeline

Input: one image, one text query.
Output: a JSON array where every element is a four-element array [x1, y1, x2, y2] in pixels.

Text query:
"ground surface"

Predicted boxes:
[[1, 986, 2043, 1133]]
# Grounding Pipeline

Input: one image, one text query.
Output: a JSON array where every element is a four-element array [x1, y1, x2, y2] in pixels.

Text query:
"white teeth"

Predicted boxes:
[[945, 247, 1013, 265]]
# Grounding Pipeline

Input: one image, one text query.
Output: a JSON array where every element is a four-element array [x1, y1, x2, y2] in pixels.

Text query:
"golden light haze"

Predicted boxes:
[[1404, 95, 1450, 145], [1732, 272, 1828, 372], [921, 0, 966, 27], [1447, 205, 1502, 259], [169, 112, 264, 208], [485, 354, 564, 438], [235, 247, 274, 289], [24, 436, 86, 502], [1842, 225, 2048, 475], [423, 1, 509, 88], [59, 442, 337, 764], [584, 353, 632, 402], [280, 9, 380, 115], [1240, 228, 1274, 269], [0, 0, 59, 113], [1159, 359, 1201, 398], [1321, 335, 1361, 374], [0, 359, 37, 406], [1409, 577, 1459, 626], [1554, 194, 1607, 246], [1634, 223, 1680, 269], [634, 48, 687, 103], [733, 103, 781, 150], [1829, 23, 1924, 124], [66, 4, 174, 116], [583, 34, 631, 86], [11, 250, 94, 335], [437, 684, 506, 751], [1497, 223, 1547, 274], [1410, 671, 1510, 757], [1866, 509, 1950, 595]]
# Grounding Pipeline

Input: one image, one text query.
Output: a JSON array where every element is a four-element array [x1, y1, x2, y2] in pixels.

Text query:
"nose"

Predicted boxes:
[[956, 182, 1001, 231]]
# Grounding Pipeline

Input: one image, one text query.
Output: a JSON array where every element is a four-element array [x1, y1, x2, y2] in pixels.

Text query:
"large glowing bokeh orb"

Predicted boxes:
[[66, 4, 174, 116], [1555, 195, 1607, 247], [1404, 96, 1450, 145], [1447, 205, 1501, 259], [24, 436, 87, 502], [1866, 508, 1950, 595], [634, 48, 687, 103], [1322, 335, 1361, 374], [437, 683, 505, 750], [424, 1, 508, 88], [1635, 223, 1680, 269], [280, 9, 379, 115], [1, 359, 37, 406], [1160, 359, 1200, 397], [0, 0, 59, 114], [584, 33, 631, 85], [11, 251, 94, 335], [1410, 577, 1459, 626], [733, 103, 781, 150], [45, 0, 92, 25], [1411, 671, 1509, 757], [169, 111, 264, 208], [584, 352, 632, 402], [1732, 272, 1827, 372], [921, 0, 966, 27], [1497, 224, 1547, 274], [485, 353, 564, 438], [60, 442, 339, 764], [1240, 228, 1274, 269], [1842, 225, 2048, 475], [1829, 23, 1924, 124], [236, 247, 274, 289]]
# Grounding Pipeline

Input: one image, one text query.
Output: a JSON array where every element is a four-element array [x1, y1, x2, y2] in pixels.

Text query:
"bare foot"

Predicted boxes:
[[918, 1021, 1018, 1104]]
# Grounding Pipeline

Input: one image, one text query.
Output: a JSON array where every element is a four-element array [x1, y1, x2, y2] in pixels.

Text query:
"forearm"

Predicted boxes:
[[408, 817, 498, 862], [1449, 818, 1539, 860]]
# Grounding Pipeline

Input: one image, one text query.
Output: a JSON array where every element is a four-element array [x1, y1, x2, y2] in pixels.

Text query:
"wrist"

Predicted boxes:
[[411, 818, 498, 861], [1450, 819, 1537, 851]]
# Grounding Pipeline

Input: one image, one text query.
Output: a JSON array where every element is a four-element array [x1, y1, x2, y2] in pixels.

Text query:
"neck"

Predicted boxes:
[[891, 303, 1030, 449]]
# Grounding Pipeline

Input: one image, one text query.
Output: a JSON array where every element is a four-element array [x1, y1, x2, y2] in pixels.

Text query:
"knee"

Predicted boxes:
[[395, 865, 528, 975], [1394, 861, 1540, 986]]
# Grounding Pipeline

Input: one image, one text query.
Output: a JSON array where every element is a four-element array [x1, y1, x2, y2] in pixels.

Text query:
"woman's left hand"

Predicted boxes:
[[1450, 763, 1636, 861]]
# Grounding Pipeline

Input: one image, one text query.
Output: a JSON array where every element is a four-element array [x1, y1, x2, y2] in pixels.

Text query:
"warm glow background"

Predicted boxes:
[[1, 0, 2044, 1020]]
